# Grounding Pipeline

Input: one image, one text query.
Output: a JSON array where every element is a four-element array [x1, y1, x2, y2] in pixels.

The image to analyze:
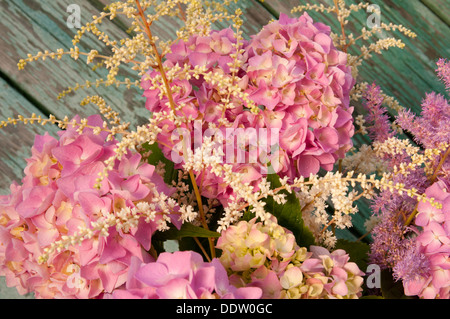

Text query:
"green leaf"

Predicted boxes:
[[263, 174, 316, 248], [335, 239, 370, 271], [380, 269, 416, 299], [141, 142, 178, 185], [152, 222, 220, 241], [360, 295, 384, 299]]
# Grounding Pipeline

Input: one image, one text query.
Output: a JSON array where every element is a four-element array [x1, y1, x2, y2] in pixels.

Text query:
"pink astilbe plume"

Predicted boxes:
[[396, 59, 450, 149], [361, 83, 394, 143], [436, 58, 450, 91], [396, 92, 450, 149], [369, 58, 450, 299], [395, 58, 450, 183]]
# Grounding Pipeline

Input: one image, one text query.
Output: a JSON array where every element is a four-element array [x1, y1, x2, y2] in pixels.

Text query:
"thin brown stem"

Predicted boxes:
[[193, 237, 211, 262], [134, 0, 211, 255], [333, 0, 347, 53], [357, 230, 370, 242], [320, 217, 336, 236], [177, 3, 186, 22], [430, 146, 450, 184], [135, 0, 176, 115]]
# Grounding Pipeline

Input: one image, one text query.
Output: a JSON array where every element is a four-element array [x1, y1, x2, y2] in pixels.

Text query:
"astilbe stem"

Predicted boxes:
[[134, 0, 214, 258]]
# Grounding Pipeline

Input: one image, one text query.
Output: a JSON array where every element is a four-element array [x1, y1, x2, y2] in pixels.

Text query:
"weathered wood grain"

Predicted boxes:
[[421, 0, 450, 26], [0, 76, 59, 195], [0, 0, 448, 298], [0, 0, 147, 123]]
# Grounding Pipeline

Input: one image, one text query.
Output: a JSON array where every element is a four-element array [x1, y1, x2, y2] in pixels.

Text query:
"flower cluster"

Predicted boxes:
[[106, 251, 262, 299], [393, 181, 450, 299], [0, 115, 179, 298], [243, 13, 355, 179], [141, 12, 355, 205], [2, 0, 434, 300], [141, 27, 256, 205], [216, 217, 364, 299], [367, 59, 450, 299], [361, 83, 394, 143]]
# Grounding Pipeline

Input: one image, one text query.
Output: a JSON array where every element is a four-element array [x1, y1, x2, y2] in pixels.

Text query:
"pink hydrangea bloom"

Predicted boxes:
[[243, 13, 355, 179], [0, 115, 177, 298], [106, 251, 262, 299], [141, 13, 355, 206], [141, 28, 254, 205]]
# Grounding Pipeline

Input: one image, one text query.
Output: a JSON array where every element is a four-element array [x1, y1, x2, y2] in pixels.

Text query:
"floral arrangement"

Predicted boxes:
[[0, 0, 448, 299]]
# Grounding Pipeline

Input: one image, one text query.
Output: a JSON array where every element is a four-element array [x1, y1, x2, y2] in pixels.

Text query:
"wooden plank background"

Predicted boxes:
[[0, 0, 448, 298]]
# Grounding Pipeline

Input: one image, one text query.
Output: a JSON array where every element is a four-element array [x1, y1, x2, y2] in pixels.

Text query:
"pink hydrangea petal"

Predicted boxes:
[[421, 285, 438, 299], [232, 286, 263, 299], [314, 33, 332, 54], [135, 262, 170, 287], [191, 266, 216, 295], [331, 278, 348, 296], [37, 227, 59, 248], [250, 80, 281, 111], [431, 268, 450, 289], [158, 251, 199, 278], [133, 218, 157, 251], [300, 258, 323, 273], [16, 186, 55, 218], [99, 232, 127, 265], [403, 276, 428, 296], [250, 269, 282, 299], [98, 262, 128, 293], [297, 155, 320, 177], [156, 278, 194, 299]]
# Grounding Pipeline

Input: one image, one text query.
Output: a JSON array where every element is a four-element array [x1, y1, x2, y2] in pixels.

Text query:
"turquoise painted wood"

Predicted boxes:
[[0, 0, 448, 298], [0, 76, 60, 194], [0, 0, 148, 123]]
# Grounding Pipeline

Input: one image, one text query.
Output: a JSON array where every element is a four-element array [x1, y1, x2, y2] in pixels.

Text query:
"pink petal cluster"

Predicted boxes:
[[401, 181, 450, 299], [242, 13, 355, 179], [106, 251, 262, 299], [141, 28, 253, 204], [0, 115, 176, 298], [216, 217, 364, 299], [141, 13, 355, 204]]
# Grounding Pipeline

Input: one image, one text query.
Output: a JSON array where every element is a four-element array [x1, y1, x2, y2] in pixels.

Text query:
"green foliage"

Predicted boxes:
[[141, 142, 178, 185], [360, 295, 384, 299], [380, 269, 415, 299], [152, 223, 221, 257], [263, 174, 316, 248], [335, 239, 370, 271], [152, 222, 220, 242]]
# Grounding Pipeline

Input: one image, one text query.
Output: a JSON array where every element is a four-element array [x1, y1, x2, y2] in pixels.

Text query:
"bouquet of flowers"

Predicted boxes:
[[0, 0, 448, 299]]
